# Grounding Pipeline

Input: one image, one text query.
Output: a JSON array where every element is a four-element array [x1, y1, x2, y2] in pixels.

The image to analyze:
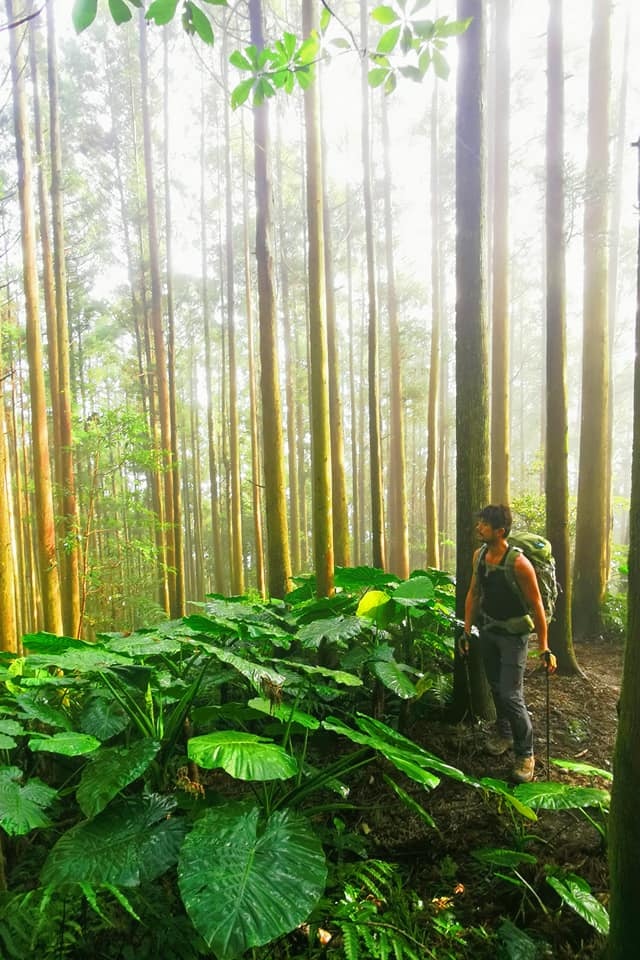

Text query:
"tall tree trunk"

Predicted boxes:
[[200, 83, 224, 595], [360, 0, 385, 570], [303, 0, 334, 598], [609, 133, 640, 960], [7, 0, 62, 636], [242, 121, 266, 597], [426, 81, 441, 570], [347, 191, 361, 567], [382, 94, 409, 579], [572, 0, 611, 639], [138, 9, 176, 614], [453, 0, 492, 719], [163, 29, 185, 616], [321, 114, 350, 569], [490, 0, 510, 504], [47, 0, 82, 636], [249, 0, 291, 598], [545, 0, 579, 674], [222, 29, 244, 595], [0, 340, 17, 651]]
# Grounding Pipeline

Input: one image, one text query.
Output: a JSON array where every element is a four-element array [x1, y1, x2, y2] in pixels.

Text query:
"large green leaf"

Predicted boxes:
[[72, 0, 98, 33], [297, 616, 363, 650], [178, 803, 327, 959], [16, 695, 72, 730], [0, 767, 57, 836], [103, 633, 182, 657], [334, 565, 400, 592], [76, 740, 161, 818], [80, 693, 130, 741], [28, 732, 101, 757], [369, 658, 417, 699], [392, 576, 435, 605], [514, 781, 610, 811], [42, 795, 186, 887], [277, 659, 362, 687], [356, 590, 392, 627], [25, 648, 132, 673], [188, 731, 298, 781], [22, 631, 93, 654], [546, 872, 609, 935], [472, 847, 538, 869], [247, 698, 320, 730]]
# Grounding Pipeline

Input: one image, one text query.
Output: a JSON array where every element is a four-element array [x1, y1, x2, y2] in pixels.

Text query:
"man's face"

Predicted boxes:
[[476, 519, 503, 542]]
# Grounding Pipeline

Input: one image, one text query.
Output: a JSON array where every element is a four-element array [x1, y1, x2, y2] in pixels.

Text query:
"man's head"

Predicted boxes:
[[476, 504, 512, 538]]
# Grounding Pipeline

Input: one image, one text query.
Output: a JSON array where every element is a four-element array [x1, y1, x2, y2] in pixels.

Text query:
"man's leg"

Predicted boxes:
[[478, 628, 512, 741], [495, 633, 533, 757]]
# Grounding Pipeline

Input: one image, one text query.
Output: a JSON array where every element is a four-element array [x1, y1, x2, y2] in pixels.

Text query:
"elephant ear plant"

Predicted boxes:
[[0, 575, 536, 959]]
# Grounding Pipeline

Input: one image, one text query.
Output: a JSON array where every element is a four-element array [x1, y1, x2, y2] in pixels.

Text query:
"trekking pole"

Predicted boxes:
[[543, 650, 551, 779]]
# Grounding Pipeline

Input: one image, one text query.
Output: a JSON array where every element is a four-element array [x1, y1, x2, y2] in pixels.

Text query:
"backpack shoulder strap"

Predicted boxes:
[[503, 545, 527, 607], [473, 543, 488, 580]]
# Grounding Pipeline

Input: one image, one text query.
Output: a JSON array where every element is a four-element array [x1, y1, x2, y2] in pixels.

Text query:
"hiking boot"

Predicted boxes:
[[485, 734, 513, 756], [512, 755, 535, 783]]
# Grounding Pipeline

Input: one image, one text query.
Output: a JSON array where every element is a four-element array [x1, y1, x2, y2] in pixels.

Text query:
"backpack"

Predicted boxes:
[[477, 532, 558, 624]]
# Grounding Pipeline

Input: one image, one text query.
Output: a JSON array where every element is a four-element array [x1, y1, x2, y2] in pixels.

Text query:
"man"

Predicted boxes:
[[461, 504, 557, 783]]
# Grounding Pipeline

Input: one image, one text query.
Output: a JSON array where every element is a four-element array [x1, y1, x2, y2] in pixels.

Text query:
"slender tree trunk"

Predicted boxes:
[[360, 0, 385, 570], [0, 337, 17, 652], [199, 84, 225, 595], [221, 31, 244, 596], [242, 122, 266, 597], [303, 0, 334, 598], [138, 9, 175, 614], [545, 0, 579, 674], [573, 0, 611, 639], [7, 0, 62, 635], [321, 114, 350, 570], [382, 95, 409, 579], [426, 82, 441, 570], [249, 0, 291, 598], [163, 29, 185, 616]]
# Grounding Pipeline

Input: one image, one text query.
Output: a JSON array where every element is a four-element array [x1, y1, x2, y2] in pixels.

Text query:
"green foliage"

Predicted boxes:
[[178, 804, 327, 958], [0, 567, 612, 956], [0, 767, 57, 836], [545, 870, 609, 935]]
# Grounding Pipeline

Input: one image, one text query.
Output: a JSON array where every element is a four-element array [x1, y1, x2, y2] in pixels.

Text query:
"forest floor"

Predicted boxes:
[[356, 637, 622, 959]]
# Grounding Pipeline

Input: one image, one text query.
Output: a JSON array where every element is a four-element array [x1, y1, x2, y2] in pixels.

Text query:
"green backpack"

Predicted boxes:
[[502, 532, 558, 624]]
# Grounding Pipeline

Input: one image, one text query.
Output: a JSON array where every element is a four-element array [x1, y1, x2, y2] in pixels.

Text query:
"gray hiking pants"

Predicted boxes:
[[478, 627, 533, 758]]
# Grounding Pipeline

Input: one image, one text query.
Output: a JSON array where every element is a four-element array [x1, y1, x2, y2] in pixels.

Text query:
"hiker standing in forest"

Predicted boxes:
[[461, 504, 557, 783]]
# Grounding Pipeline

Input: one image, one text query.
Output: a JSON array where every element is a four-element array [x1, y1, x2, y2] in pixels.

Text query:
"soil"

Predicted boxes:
[[358, 637, 623, 959]]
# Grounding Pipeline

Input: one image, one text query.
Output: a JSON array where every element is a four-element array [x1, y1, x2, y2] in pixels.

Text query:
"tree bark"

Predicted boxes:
[[545, 0, 579, 674], [7, 0, 62, 636], [608, 133, 640, 960], [360, 0, 385, 571], [572, 0, 611, 639], [454, 0, 492, 719], [382, 94, 409, 579], [490, 0, 511, 504], [249, 0, 291, 598]]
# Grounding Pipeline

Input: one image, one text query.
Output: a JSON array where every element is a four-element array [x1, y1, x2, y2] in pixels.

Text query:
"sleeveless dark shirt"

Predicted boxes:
[[479, 546, 527, 620]]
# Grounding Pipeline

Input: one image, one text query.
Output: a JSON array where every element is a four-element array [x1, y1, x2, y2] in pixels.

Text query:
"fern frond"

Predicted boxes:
[[339, 920, 360, 960]]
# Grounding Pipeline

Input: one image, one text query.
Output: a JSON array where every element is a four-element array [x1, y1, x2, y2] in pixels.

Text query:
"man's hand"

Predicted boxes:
[[541, 649, 557, 673], [457, 631, 471, 657]]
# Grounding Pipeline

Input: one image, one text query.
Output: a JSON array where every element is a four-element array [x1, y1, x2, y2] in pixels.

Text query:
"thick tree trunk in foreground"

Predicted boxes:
[[490, 0, 510, 505], [608, 134, 640, 960], [454, 0, 492, 720]]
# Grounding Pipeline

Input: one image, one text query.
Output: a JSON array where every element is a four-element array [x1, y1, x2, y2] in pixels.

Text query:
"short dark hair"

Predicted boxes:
[[477, 504, 512, 537]]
